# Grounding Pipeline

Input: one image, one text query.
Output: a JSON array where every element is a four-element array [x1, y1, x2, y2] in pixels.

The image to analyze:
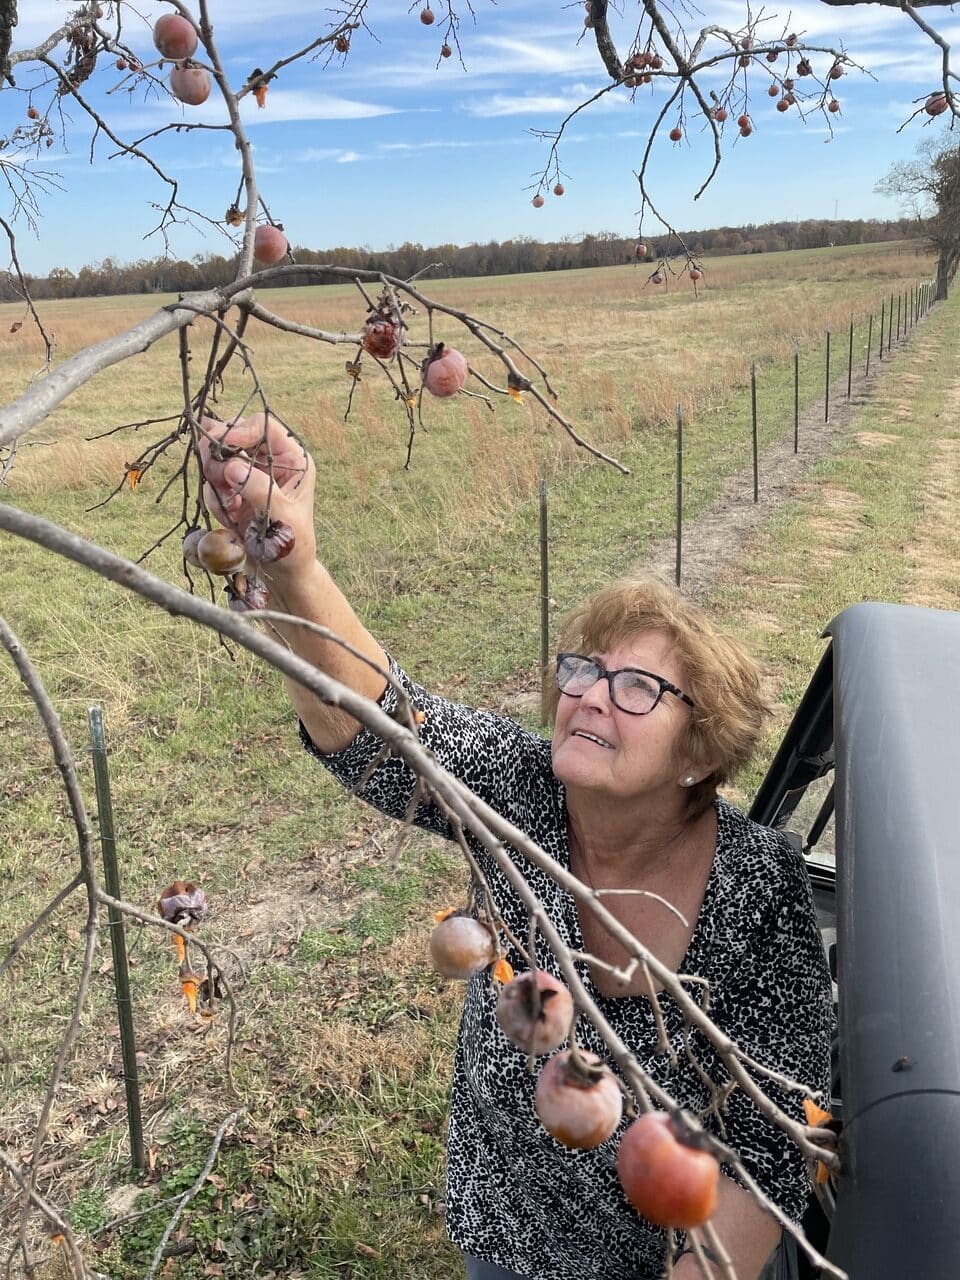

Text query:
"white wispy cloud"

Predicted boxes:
[[464, 89, 629, 118]]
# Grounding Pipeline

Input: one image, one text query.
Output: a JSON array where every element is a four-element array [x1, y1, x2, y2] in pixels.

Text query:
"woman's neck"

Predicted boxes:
[[566, 792, 716, 886]]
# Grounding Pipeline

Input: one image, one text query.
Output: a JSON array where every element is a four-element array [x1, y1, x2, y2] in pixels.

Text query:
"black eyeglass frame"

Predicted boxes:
[[555, 652, 696, 715]]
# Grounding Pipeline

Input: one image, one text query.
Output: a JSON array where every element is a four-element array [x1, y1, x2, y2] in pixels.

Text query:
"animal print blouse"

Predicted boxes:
[[301, 660, 833, 1280]]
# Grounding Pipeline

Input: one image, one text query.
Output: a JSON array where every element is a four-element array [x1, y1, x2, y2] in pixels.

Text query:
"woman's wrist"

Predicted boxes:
[[260, 555, 325, 615]]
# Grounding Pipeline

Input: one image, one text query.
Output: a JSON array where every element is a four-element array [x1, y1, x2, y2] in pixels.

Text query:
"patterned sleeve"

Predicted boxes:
[[705, 849, 833, 1223], [299, 657, 556, 840]]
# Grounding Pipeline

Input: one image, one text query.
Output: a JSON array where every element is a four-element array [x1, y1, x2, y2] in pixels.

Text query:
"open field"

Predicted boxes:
[[1, 241, 955, 1278]]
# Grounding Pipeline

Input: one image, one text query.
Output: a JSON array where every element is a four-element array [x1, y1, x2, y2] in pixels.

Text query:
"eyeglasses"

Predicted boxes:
[[555, 652, 695, 716]]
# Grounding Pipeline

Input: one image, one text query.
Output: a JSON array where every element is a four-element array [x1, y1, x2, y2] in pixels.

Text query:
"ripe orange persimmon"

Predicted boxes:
[[534, 1050, 622, 1149], [668, 126, 682, 141], [532, 194, 545, 208], [429, 914, 495, 978], [153, 14, 198, 61], [616, 1112, 719, 1229], [925, 92, 948, 117], [253, 224, 288, 265]]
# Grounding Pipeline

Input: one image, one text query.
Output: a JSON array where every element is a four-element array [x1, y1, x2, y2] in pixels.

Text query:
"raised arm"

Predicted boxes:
[[198, 412, 388, 752]]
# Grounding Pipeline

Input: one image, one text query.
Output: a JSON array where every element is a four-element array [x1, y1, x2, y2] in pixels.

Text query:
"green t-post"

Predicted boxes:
[[89, 705, 145, 1172]]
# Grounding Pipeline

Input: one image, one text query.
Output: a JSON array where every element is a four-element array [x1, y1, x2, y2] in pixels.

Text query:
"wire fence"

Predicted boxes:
[[534, 277, 937, 723]]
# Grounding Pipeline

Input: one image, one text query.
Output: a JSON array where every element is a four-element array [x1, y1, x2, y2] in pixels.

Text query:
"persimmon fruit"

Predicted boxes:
[[532, 194, 545, 208], [534, 1050, 622, 1149], [170, 65, 211, 105], [253, 224, 288, 265], [362, 317, 402, 361], [496, 970, 574, 1055], [154, 14, 198, 61], [616, 1112, 719, 1229], [181, 528, 206, 567], [244, 516, 296, 563], [423, 345, 469, 397], [429, 914, 495, 978], [553, 182, 565, 196], [420, 6, 435, 23], [197, 529, 246, 574], [925, 93, 948, 117], [668, 126, 682, 141]]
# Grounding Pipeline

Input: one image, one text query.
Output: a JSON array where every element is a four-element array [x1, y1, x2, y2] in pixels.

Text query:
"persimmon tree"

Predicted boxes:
[[0, 1, 953, 1277]]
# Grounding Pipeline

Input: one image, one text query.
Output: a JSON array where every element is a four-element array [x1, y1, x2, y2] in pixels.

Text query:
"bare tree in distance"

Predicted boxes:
[[0, 1, 950, 1275], [878, 138, 960, 300]]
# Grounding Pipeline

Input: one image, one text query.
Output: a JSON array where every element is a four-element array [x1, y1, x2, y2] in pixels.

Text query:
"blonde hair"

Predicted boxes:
[[545, 574, 769, 818]]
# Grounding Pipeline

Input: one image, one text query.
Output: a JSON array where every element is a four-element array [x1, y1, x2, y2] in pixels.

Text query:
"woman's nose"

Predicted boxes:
[[578, 672, 613, 711]]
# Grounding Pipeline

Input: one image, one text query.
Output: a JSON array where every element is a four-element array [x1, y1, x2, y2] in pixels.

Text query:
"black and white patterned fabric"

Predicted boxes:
[[301, 660, 833, 1280]]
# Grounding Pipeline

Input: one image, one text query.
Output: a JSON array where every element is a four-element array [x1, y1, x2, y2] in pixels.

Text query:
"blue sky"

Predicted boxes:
[[6, 0, 957, 276]]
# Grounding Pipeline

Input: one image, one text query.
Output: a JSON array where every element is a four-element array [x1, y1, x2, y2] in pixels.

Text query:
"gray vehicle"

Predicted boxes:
[[748, 601, 960, 1278]]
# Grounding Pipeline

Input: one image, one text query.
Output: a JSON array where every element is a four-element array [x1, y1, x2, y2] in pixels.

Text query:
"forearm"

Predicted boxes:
[[263, 558, 389, 753], [670, 1176, 781, 1280]]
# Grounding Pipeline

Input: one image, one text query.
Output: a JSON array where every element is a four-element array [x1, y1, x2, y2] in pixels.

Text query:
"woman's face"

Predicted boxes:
[[550, 630, 696, 805]]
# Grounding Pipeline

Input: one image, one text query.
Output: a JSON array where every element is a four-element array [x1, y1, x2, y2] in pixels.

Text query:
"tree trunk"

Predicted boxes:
[[935, 247, 958, 301]]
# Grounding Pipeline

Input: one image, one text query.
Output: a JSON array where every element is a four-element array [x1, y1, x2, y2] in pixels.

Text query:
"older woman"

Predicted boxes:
[[200, 414, 832, 1280]]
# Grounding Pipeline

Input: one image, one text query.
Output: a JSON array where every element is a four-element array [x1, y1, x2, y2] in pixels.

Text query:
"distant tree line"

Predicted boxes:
[[2, 217, 923, 303]]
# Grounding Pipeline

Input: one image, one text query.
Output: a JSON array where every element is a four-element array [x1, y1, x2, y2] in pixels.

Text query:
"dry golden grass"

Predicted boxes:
[[1, 243, 933, 544]]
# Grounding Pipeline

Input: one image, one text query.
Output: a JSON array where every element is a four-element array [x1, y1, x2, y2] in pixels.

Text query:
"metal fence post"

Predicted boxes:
[[89, 706, 145, 1172], [751, 363, 759, 503], [675, 403, 683, 587]]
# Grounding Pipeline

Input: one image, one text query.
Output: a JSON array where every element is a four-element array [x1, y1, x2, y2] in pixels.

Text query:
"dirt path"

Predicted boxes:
[[642, 323, 926, 599]]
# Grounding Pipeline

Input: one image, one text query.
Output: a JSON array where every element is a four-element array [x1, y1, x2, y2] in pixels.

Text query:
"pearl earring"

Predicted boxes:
[[680, 773, 696, 787]]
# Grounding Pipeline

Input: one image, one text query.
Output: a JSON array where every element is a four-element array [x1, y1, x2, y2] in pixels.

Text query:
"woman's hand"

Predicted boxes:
[[197, 412, 317, 575], [197, 410, 389, 750]]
